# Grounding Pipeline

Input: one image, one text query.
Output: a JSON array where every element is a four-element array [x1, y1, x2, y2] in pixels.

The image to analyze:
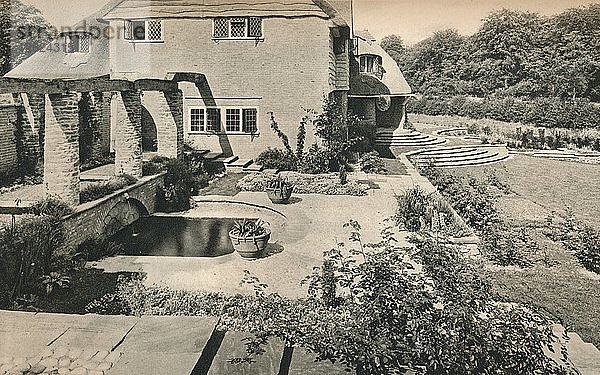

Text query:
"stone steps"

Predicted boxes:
[[410, 146, 510, 168], [375, 131, 447, 148]]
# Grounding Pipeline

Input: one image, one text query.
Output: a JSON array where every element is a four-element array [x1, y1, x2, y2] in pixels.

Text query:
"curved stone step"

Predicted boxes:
[[377, 137, 447, 145], [436, 154, 510, 168], [411, 146, 478, 156], [418, 149, 487, 160]]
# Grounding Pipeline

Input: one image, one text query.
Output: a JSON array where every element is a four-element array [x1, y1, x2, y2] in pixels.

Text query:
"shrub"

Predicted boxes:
[[298, 144, 330, 174], [420, 165, 500, 232], [157, 158, 198, 212], [358, 151, 386, 174], [255, 148, 298, 171], [479, 224, 535, 268], [0, 215, 66, 307], [408, 95, 600, 130], [395, 186, 471, 237], [80, 174, 138, 204], [546, 210, 600, 274], [88, 226, 576, 375], [76, 237, 124, 262], [29, 197, 74, 218], [237, 172, 369, 196]]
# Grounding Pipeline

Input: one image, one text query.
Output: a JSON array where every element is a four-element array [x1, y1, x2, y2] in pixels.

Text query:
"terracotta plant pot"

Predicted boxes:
[[266, 186, 293, 204], [228, 229, 271, 259]]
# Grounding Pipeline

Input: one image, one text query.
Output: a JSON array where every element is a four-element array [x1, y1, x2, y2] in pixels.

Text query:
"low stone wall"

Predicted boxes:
[[61, 173, 164, 249]]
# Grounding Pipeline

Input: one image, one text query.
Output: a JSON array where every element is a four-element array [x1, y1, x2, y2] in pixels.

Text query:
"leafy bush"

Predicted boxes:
[[479, 224, 535, 268], [255, 148, 298, 171], [29, 197, 74, 218], [395, 186, 471, 237], [358, 151, 387, 174], [298, 144, 330, 174], [420, 165, 500, 232], [408, 95, 600, 130], [0, 215, 66, 307], [546, 210, 600, 274], [157, 158, 198, 212], [237, 172, 369, 196], [87, 226, 575, 375], [80, 174, 138, 204], [76, 237, 124, 262]]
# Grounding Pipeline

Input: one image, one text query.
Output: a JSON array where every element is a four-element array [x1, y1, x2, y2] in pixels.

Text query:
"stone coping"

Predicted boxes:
[[190, 195, 287, 219], [61, 173, 166, 221]]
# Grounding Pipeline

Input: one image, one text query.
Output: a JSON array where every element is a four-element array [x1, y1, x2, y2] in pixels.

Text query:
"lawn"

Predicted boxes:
[[453, 155, 600, 230], [448, 155, 600, 347]]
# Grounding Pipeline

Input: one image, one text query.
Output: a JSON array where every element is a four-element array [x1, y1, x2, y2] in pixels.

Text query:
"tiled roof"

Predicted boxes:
[[2, 0, 121, 80]]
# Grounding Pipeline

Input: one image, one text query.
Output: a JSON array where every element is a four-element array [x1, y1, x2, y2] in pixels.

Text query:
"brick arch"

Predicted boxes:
[[99, 197, 150, 238]]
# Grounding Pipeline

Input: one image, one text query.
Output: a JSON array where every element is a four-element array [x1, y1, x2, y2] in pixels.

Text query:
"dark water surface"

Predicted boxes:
[[112, 216, 246, 257]]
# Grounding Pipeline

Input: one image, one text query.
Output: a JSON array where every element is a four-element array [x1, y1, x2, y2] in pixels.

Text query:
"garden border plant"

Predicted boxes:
[[86, 222, 577, 375]]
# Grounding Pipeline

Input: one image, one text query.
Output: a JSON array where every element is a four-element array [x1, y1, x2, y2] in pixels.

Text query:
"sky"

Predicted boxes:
[[20, 0, 599, 45]]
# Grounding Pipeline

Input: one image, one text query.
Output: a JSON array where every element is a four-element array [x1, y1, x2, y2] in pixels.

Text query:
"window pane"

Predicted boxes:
[[190, 108, 205, 132], [226, 109, 241, 132], [242, 109, 257, 133], [124, 20, 133, 40], [230, 18, 246, 38], [248, 18, 262, 38], [65, 34, 77, 53], [79, 34, 90, 53], [146, 20, 162, 41], [207, 108, 221, 132], [214, 18, 228, 38], [132, 20, 146, 40]]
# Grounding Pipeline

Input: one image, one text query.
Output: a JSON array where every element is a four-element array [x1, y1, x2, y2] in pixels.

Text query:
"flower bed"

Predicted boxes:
[[80, 174, 138, 204], [236, 172, 370, 196]]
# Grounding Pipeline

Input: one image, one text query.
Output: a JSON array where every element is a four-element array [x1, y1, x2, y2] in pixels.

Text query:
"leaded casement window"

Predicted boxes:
[[124, 20, 163, 42], [189, 107, 258, 134], [190, 108, 205, 132], [242, 109, 258, 133], [65, 33, 90, 53], [212, 17, 263, 39]]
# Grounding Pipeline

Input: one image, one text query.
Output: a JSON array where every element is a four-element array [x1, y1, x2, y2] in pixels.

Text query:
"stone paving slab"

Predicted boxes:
[[107, 352, 201, 375], [207, 332, 284, 375], [114, 316, 217, 354], [49, 315, 139, 352], [288, 348, 350, 375], [0, 311, 70, 358]]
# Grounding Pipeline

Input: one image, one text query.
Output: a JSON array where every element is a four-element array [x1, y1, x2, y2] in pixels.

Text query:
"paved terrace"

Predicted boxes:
[[95, 158, 430, 299]]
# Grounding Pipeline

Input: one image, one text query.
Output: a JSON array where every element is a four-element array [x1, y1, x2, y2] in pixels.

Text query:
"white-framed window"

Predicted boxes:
[[212, 17, 262, 39], [189, 107, 258, 134], [65, 33, 90, 53], [124, 20, 163, 42]]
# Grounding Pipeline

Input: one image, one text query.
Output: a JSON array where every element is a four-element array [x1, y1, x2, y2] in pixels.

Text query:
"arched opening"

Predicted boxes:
[[100, 197, 150, 238], [141, 105, 158, 152]]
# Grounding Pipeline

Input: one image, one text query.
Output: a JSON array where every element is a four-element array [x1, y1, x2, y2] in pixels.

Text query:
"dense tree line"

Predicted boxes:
[[381, 4, 600, 102], [0, 0, 52, 76]]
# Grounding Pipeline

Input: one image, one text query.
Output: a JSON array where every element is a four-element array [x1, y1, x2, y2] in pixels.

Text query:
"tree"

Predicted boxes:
[[398, 29, 468, 96], [380, 34, 405, 65], [0, 0, 53, 76], [466, 9, 548, 95]]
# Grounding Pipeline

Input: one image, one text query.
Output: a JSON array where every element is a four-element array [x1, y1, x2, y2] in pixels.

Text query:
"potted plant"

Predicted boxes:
[[229, 219, 271, 259], [266, 175, 294, 204]]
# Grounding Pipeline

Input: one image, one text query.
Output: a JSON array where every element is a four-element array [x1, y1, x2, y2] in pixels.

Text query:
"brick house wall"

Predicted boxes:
[[109, 17, 334, 159]]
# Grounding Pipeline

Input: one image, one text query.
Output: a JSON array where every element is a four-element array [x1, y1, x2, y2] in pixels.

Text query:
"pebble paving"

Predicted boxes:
[[0, 348, 122, 375]]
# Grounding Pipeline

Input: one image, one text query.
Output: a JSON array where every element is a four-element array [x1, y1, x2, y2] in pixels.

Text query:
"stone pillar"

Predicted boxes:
[[44, 92, 80, 206], [113, 90, 143, 178], [141, 90, 184, 159]]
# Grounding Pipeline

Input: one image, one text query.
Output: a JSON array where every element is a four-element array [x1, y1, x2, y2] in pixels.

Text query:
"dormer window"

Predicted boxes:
[[359, 55, 384, 79], [213, 17, 262, 39], [124, 20, 163, 42], [65, 33, 90, 53]]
